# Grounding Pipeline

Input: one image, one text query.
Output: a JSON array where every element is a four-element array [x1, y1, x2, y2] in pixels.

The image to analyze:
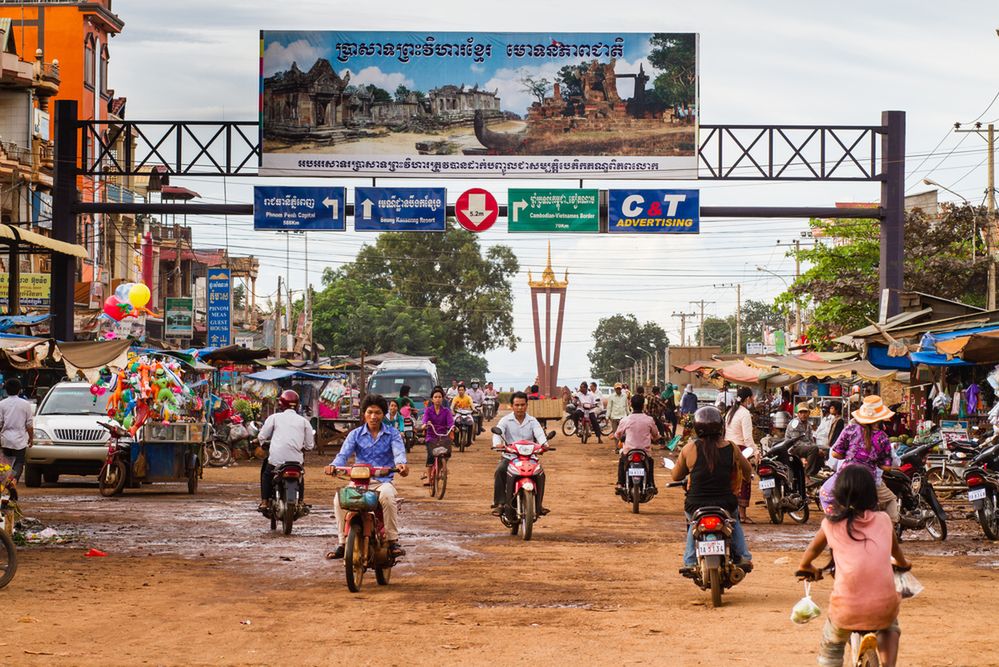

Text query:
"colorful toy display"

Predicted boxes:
[[91, 353, 202, 436]]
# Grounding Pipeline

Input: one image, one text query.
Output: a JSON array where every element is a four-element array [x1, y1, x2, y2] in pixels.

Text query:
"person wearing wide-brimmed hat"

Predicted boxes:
[[818, 395, 899, 522]]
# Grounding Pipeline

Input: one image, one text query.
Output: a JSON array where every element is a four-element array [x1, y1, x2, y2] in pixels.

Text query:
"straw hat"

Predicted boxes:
[[852, 395, 894, 424], [613, 382, 622, 389]]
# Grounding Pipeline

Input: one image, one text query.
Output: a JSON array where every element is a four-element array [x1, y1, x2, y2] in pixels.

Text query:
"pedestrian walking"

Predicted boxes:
[[0, 378, 34, 484]]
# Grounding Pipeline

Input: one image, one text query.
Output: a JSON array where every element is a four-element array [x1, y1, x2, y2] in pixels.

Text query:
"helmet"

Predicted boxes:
[[771, 411, 791, 429], [278, 389, 300, 410], [693, 406, 724, 437]]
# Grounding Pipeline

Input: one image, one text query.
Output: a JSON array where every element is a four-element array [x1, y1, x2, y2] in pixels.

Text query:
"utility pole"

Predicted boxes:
[[690, 300, 715, 347], [776, 235, 815, 340], [275, 275, 283, 356], [713, 283, 742, 353], [672, 311, 696, 347], [954, 122, 997, 308]]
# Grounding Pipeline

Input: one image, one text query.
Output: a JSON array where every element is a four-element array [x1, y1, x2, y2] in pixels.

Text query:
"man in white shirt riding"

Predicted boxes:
[[492, 391, 549, 516], [257, 389, 315, 511], [573, 381, 603, 444]]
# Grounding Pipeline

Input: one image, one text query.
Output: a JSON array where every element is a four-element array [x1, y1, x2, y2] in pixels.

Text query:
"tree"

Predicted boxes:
[[520, 73, 550, 106], [437, 350, 489, 384], [647, 33, 696, 106], [588, 315, 670, 383], [556, 64, 583, 99], [365, 84, 392, 104], [696, 316, 736, 353], [312, 221, 519, 370], [776, 205, 986, 339], [740, 299, 788, 346], [232, 283, 246, 312]]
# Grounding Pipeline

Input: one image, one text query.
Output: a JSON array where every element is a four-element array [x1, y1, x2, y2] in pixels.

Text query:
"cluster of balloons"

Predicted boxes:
[[91, 353, 202, 433], [102, 282, 157, 322]]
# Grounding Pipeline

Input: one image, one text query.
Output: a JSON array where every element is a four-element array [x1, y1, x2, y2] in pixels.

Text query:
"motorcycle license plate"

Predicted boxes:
[[627, 468, 646, 477], [404, 426, 413, 433], [969, 487, 987, 502], [696, 540, 726, 556], [759, 478, 776, 490]]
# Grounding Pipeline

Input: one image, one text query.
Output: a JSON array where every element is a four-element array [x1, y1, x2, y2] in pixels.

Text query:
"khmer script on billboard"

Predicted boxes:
[[259, 31, 698, 179]]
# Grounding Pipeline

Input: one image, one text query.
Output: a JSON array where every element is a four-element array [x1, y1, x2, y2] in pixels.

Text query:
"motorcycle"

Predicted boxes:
[[491, 426, 556, 541], [664, 451, 753, 608], [331, 464, 399, 592], [263, 461, 309, 535], [882, 442, 947, 541], [97, 420, 131, 497], [963, 439, 999, 539], [454, 408, 475, 452], [618, 448, 657, 514], [482, 395, 497, 421], [757, 439, 811, 524], [401, 415, 418, 453]]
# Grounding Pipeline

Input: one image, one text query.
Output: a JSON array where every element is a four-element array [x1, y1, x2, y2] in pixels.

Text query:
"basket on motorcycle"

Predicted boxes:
[[338, 486, 379, 511]]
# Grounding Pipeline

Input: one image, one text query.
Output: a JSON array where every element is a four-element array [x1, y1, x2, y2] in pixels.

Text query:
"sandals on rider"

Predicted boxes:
[[388, 542, 406, 559], [326, 545, 345, 560]]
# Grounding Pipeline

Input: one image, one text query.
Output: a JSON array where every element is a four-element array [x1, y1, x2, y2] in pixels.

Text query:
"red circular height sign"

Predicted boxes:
[[455, 188, 498, 232]]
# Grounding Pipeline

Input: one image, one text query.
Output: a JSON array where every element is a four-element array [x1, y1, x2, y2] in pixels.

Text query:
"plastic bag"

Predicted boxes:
[[894, 571, 924, 599], [790, 582, 822, 624]]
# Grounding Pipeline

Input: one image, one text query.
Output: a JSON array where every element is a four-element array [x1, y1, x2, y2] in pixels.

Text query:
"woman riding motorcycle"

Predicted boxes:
[[672, 405, 754, 575]]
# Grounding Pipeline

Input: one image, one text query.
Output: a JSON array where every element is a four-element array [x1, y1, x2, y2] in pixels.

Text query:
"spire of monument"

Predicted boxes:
[[528, 241, 568, 289]]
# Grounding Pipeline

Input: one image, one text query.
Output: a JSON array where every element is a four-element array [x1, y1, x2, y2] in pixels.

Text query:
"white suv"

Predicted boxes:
[[24, 382, 111, 487]]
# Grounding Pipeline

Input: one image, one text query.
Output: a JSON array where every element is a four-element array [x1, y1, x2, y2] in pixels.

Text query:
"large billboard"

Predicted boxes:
[[260, 31, 698, 179]]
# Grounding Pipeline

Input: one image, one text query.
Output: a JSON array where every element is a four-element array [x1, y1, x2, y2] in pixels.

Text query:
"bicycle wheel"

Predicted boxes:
[[0, 530, 16, 589], [854, 633, 881, 667], [436, 457, 448, 500]]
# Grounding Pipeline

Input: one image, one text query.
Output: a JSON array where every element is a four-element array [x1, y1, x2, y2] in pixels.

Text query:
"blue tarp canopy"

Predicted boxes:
[[244, 368, 331, 382], [0, 314, 48, 332], [867, 344, 916, 370]]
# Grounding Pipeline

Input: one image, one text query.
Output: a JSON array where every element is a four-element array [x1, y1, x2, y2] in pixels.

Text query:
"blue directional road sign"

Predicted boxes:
[[253, 186, 346, 231], [608, 189, 700, 234], [354, 187, 447, 232]]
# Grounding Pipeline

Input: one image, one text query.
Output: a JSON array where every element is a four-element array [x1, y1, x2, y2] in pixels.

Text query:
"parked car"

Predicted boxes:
[[24, 382, 111, 487], [693, 387, 719, 407]]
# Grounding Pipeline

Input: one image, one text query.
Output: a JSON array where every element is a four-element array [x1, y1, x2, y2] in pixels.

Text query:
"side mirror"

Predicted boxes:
[[546, 431, 556, 441], [662, 457, 676, 470], [490, 426, 503, 436]]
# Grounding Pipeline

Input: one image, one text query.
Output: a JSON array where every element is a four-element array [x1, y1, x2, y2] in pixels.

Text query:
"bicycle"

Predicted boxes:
[[423, 423, 454, 500]]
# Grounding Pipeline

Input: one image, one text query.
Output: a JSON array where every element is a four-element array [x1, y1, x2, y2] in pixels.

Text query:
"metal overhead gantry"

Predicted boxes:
[[51, 99, 904, 341]]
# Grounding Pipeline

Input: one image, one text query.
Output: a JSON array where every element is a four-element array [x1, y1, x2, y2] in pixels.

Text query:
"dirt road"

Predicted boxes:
[[4, 421, 998, 666]]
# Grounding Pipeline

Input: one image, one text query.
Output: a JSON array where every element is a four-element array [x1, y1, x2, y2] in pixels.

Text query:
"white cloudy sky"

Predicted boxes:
[[108, 0, 999, 388]]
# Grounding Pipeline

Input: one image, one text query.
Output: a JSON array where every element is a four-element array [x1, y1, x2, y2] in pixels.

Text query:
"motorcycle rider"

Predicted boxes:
[[786, 403, 825, 492], [446, 380, 459, 402], [326, 393, 409, 560], [573, 381, 604, 444], [615, 394, 660, 495], [468, 380, 486, 434], [257, 390, 315, 512], [673, 406, 754, 576], [492, 391, 549, 516]]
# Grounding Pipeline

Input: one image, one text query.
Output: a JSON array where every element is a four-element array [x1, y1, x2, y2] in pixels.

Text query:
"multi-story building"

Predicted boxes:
[[0, 18, 59, 283]]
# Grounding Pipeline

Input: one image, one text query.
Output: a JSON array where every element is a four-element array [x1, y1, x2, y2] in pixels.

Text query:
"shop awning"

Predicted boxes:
[[677, 359, 800, 387], [244, 368, 331, 382], [744, 355, 897, 382], [0, 224, 89, 258]]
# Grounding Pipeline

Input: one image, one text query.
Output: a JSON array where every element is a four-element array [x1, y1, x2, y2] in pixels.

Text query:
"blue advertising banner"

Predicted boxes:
[[354, 187, 447, 231], [206, 269, 232, 347], [253, 186, 346, 230], [260, 31, 698, 180], [608, 189, 700, 233]]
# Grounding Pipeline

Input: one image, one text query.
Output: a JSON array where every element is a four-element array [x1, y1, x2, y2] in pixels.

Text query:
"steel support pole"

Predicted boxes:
[[51, 100, 79, 341], [880, 110, 905, 318]]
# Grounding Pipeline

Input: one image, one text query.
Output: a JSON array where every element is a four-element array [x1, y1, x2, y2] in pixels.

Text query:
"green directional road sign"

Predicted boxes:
[[507, 189, 600, 232]]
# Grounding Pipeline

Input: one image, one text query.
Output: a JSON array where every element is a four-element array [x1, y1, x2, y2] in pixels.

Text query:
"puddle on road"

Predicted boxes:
[[24, 489, 478, 580]]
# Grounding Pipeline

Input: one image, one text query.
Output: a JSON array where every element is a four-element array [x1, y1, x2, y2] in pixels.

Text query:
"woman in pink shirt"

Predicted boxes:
[[615, 395, 661, 493], [798, 465, 912, 667]]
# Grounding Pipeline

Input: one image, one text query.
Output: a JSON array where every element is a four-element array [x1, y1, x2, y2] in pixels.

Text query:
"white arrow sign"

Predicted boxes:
[[322, 197, 339, 219], [512, 200, 528, 223], [461, 193, 489, 224], [360, 199, 374, 220]]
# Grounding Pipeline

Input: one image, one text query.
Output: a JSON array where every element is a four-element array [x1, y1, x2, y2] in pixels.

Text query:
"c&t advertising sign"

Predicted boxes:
[[260, 31, 698, 180], [608, 189, 700, 233]]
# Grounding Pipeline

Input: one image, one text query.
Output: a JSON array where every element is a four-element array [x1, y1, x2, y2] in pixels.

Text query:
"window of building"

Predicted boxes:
[[84, 36, 95, 89], [100, 45, 109, 97]]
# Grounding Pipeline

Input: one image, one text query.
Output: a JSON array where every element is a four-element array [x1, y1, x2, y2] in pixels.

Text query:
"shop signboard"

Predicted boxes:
[[0, 273, 50, 306], [165, 297, 194, 338], [260, 31, 698, 179], [207, 270, 232, 347]]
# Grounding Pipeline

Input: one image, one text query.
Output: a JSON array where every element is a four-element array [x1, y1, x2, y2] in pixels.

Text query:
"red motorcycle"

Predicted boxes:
[[97, 420, 131, 497], [330, 464, 399, 593], [490, 426, 556, 541]]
